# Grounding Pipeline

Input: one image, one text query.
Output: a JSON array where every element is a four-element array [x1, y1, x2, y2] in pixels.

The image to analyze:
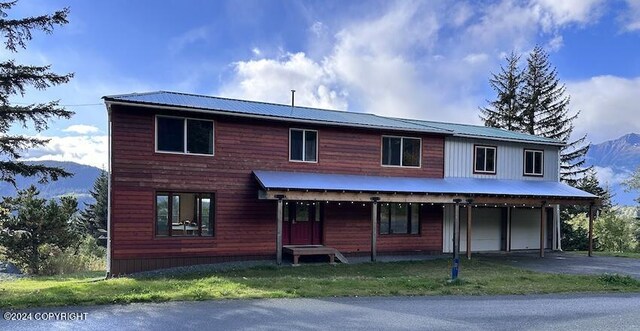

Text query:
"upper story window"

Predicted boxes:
[[474, 145, 497, 174], [156, 116, 214, 155], [379, 203, 420, 235], [290, 129, 317, 162], [524, 149, 544, 176], [381, 136, 421, 167]]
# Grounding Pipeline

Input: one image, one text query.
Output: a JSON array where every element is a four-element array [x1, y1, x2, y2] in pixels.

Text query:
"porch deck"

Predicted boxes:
[[283, 245, 349, 266]]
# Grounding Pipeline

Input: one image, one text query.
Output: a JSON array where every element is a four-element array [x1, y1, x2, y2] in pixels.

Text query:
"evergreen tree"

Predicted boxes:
[[520, 45, 589, 184], [480, 52, 524, 131], [79, 170, 108, 245], [0, 186, 78, 274], [0, 1, 73, 185]]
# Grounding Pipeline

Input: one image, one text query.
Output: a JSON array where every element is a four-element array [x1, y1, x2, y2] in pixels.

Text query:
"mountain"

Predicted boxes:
[[585, 133, 640, 206], [0, 161, 102, 207]]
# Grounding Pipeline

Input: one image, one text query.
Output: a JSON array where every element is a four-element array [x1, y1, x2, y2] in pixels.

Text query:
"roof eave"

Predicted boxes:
[[452, 133, 566, 147]]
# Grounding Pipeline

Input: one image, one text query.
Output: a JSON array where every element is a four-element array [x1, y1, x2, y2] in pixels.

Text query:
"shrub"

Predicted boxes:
[[40, 236, 106, 276]]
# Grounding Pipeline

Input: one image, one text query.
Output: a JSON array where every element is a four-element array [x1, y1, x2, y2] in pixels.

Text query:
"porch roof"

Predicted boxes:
[[253, 170, 597, 200]]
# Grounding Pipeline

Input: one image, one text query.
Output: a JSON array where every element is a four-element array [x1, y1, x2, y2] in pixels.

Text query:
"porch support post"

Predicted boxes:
[[540, 202, 546, 258], [276, 195, 285, 265], [466, 204, 472, 260], [588, 203, 594, 257], [506, 207, 511, 252], [371, 197, 380, 262], [452, 199, 462, 280]]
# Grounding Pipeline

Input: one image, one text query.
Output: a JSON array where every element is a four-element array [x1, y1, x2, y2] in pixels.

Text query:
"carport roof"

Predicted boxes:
[[253, 170, 597, 200]]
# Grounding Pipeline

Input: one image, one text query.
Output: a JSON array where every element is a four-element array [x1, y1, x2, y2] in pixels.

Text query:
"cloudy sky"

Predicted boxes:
[[7, 0, 640, 170]]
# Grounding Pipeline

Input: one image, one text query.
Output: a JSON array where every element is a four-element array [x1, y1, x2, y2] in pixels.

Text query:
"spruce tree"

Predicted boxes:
[[479, 52, 524, 131], [79, 170, 108, 245], [0, 1, 73, 185], [520, 45, 589, 184]]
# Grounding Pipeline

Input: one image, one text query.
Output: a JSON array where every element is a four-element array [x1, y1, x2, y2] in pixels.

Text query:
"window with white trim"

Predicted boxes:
[[524, 149, 544, 176], [156, 116, 214, 155], [290, 129, 317, 162], [381, 136, 421, 167], [474, 145, 496, 174]]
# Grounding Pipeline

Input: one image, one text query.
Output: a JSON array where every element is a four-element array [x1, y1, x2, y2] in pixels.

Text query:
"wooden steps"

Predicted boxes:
[[283, 245, 349, 265]]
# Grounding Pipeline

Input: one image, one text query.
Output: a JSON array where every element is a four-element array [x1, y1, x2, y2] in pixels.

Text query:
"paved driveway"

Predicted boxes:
[[1, 294, 639, 331], [483, 251, 640, 279]]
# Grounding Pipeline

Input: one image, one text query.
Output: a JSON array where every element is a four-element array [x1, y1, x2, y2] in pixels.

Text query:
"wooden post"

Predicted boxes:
[[466, 204, 472, 260], [452, 199, 462, 280], [371, 197, 380, 262], [506, 207, 511, 252], [276, 196, 285, 265], [539, 204, 546, 258], [588, 204, 594, 257]]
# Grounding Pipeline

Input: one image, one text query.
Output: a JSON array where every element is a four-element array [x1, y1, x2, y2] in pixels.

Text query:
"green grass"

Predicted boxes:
[[572, 251, 640, 259], [1, 258, 640, 309]]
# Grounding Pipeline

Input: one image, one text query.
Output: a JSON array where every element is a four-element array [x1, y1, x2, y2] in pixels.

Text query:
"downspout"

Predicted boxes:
[[106, 103, 113, 278], [556, 146, 562, 251]]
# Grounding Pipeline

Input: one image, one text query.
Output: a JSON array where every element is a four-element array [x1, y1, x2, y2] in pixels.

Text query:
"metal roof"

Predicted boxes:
[[103, 91, 563, 146], [253, 170, 597, 199], [103, 91, 450, 134], [398, 118, 562, 145]]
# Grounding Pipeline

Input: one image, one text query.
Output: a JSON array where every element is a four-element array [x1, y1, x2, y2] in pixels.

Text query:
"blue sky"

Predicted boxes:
[[6, 0, 640, 185]]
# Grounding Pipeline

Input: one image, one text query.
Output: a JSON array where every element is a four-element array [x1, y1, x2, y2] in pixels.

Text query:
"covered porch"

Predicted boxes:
[[254, 170, 600, 265]]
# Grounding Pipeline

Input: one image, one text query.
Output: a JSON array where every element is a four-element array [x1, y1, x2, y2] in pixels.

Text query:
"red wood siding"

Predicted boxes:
[[110, 105, 445, 273], [323, 204, 443, 253]]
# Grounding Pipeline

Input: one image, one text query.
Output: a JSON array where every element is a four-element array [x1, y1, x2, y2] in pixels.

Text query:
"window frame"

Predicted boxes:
[[288, 128, 319, 163], [523, 148, 545, 177], [155, 115, 215, 156], [154, 191, 216, 238], [473, 144, 497, 175], [380, 135, 422, 168], [378, 203, 421, 235]]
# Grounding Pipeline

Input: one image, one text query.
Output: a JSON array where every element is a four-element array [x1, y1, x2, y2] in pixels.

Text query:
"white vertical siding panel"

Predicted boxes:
[[444, 137, 559, 181]]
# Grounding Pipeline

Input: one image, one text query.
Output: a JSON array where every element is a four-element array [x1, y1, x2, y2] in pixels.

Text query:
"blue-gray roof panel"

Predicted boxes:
[[253, 170, 597, 199], [104, 91, 450, 134], [104, 91, 563, 145]]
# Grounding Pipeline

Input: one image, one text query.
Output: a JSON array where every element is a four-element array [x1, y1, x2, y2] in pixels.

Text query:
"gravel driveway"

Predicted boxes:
[[484, 251, 640, 279]]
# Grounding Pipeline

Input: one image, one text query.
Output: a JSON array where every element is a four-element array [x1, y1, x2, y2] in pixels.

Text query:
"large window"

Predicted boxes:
[[156, 116, 214, 155], [379, 203, 419, 235], [381, 136, 421, 167], [290, 129, 318, 162], [156, 192, 214, 237], [524, 149, 544, 176], [474, 145, 496, 174]]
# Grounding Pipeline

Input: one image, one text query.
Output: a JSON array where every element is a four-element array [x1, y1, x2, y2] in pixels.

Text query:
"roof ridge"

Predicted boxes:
[[102, 91, 165, 99]]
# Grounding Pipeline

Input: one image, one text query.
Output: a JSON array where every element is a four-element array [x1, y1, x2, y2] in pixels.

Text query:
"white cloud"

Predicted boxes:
[[23, 135, 108, 169], [567, 75, 640, 143], [168, 26, 209, 55], [621, 0, 640, 31], [532, 0, 604, 31], [593, 166, 631, 186], [62, 124, 99, 135], [217, 0, 609, 126]]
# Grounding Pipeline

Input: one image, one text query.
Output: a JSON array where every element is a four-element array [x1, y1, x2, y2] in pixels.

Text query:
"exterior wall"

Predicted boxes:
[[443, 205, 550, 253], [323, 204, 443, 254], [109, 105, 445, 274], [444, 137, 559, 181]]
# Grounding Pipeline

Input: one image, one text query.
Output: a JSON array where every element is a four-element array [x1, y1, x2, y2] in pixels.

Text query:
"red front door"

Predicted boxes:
[[284, 202, 322, 245]]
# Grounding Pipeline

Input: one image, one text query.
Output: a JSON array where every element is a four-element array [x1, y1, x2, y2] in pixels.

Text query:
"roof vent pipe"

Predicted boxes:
[[291, 89, 296, 107]]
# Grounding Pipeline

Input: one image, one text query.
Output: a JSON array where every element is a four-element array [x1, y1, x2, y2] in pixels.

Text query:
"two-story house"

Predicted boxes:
[[103, 91, 598, 275]]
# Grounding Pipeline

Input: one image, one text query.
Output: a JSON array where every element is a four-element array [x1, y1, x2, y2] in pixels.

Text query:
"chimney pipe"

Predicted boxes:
[[291, 89, 296, 107]]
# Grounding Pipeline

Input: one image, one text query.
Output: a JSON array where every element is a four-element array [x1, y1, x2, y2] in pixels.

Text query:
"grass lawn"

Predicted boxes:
[[572, 251, 640, 259], [1, 258, 640, 309]]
